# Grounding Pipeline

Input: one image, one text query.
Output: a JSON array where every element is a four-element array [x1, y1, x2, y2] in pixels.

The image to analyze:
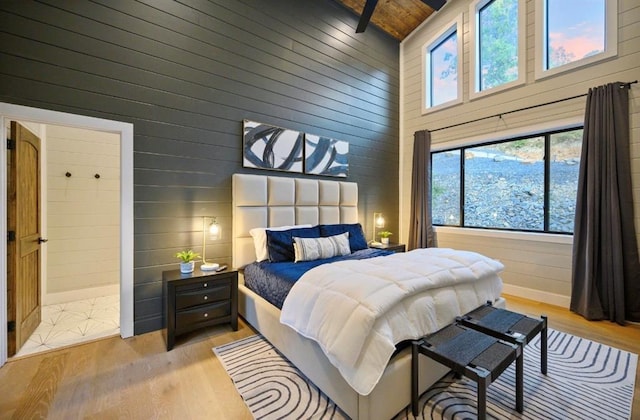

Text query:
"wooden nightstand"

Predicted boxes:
[[164, 265, 238, 351], [369, 242, 406, 253]]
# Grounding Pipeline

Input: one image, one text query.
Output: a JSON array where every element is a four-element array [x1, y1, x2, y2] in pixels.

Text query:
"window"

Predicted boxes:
[[535, 0, 617, 79], [469, 0, 525, 98], [422, 17, 463, 113], [548, 130, 582, 233], [465, 139, 545, 230], [431, 32, 458, 106], [431, 127, 583, 234], [432, 150, 460, 225]]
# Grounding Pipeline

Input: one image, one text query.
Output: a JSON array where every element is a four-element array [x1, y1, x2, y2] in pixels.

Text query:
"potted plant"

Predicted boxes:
[[379, 231, 392, 245], [175, 249, 200, 273]]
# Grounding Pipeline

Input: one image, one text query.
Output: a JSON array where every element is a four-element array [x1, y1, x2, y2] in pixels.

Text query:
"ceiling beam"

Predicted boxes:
[[356, 0, 379, 33], [422, 0, 446, 11]]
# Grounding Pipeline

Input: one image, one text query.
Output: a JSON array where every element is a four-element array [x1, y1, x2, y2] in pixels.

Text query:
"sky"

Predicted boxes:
[[430, 33, 458, 106], [547, 0, 605, 60]]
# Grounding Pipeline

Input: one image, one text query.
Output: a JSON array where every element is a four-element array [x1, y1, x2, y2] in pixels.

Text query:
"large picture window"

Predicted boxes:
[[535, 0, 617, 79], [431, 127, 583, 234], [422, 17, 463, 113], [469, 0, 525, 98]]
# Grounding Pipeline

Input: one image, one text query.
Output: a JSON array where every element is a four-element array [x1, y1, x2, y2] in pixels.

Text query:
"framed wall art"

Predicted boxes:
[[243, 120, 303, 173], [304, 134, 349, 177]]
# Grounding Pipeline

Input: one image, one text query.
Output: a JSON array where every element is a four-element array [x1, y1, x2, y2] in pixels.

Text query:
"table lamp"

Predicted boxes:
[[201, 216, 221, 271]]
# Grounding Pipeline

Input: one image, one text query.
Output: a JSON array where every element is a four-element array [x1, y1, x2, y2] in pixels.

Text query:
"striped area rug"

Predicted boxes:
[[213, 335, 348, 419], [214, 329, 637, 419]]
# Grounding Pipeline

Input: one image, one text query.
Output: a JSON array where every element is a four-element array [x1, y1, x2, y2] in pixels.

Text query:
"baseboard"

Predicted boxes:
[[43, 284, 120, 305], [502, 283, 570, 308]]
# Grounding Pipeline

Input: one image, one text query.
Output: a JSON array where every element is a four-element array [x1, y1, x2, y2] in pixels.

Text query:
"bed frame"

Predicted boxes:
[[232, 173, 503, 419]]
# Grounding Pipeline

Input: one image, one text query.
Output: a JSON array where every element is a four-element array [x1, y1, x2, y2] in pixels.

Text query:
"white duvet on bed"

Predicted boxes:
[[280, 247, 504, 395]]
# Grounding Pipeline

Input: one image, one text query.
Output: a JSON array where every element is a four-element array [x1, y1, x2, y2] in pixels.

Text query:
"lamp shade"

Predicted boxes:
[[201, 216, 220, 271], [373, 212, 385, 242], [209, 218, 221, 240]]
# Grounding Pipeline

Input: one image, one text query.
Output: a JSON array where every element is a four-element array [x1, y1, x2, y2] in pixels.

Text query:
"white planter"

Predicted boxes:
[[381, 237, 390, 245], [180, 261, 195, 273]]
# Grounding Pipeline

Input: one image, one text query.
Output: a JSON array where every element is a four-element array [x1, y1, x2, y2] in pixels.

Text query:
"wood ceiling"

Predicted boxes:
[[334, 0, 438, 41]]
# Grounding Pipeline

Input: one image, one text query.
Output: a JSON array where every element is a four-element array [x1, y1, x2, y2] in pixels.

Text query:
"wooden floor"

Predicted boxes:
[[1, 294, 638, 419]]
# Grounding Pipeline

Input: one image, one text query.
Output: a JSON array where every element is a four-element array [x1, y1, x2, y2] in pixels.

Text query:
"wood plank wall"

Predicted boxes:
[[400, 0, 639, 306], [0, 0, 400, 334]]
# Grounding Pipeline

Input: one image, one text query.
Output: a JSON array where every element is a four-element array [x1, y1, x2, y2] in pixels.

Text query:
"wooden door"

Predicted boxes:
[[7, 121, 42, 356]]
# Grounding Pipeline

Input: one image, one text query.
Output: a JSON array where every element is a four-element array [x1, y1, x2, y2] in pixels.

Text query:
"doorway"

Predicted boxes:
[[0, 102, 133, 367], [11, 122, 122, 357]]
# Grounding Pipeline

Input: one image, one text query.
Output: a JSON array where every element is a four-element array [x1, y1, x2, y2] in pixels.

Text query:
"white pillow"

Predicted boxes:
[[249, 224, 312, 262], [293, 232, 351, 262]]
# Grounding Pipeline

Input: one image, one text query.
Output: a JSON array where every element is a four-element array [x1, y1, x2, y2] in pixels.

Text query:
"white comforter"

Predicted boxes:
[[279, 248, 504, 395]]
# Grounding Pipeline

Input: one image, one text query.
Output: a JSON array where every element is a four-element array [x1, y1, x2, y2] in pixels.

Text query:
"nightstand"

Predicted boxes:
[[164, 266, 238, 351], [369, 242, 406, 253]]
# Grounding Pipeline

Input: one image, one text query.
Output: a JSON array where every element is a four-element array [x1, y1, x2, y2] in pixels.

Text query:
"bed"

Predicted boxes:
[[232, 173, 505, 420]]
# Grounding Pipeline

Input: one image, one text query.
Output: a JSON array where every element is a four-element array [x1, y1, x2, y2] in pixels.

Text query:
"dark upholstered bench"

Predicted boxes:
[[457, 301, 548, 375], [411, 323, 523, 419]]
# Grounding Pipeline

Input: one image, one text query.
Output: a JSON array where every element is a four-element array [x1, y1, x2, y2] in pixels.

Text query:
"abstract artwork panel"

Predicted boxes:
[[243, 120, 303, 173], [304, 134, 349, 177]]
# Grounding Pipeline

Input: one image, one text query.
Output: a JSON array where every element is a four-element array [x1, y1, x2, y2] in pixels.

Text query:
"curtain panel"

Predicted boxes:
[[570, 82, 640, 324], [408, 130, 435, 250]]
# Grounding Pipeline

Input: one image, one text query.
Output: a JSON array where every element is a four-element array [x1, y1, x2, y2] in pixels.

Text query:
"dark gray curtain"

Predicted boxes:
[[408, 130, 435, 250], [571, 82, 640, 324]]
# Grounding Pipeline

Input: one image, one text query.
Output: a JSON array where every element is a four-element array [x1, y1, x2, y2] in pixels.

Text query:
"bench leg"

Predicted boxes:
[[412, 341, 419, 416], [541, 315, 548, 375], [516, 350, 524, 413], [477, 377, 487, 420]]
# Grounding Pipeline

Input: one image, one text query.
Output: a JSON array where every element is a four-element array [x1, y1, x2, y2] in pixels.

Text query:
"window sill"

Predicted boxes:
[[434, 226, 573, 245], [534, 50, 617, 82], [468, 77, 526, 102], [422, 97, 463, 115]]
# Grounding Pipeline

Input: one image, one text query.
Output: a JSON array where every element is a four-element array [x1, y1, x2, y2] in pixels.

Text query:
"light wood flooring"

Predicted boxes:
[[1, 294, 638, 419]]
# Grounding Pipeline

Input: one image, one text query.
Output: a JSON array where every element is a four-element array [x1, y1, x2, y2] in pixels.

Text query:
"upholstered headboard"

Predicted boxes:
[[232, 173, 359, 268]]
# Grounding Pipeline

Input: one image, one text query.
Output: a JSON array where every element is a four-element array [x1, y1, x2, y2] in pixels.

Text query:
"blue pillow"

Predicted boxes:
[[266, 226, 321, 262], [319, 223, 368, 251]]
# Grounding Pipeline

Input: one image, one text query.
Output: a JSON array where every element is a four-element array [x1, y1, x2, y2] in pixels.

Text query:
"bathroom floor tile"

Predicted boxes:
[[14, 294, 120, 358]]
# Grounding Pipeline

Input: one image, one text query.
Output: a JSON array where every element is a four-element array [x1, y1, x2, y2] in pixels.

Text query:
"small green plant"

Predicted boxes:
[[379, 231, 393, 238], [175, 249, 200, 263]]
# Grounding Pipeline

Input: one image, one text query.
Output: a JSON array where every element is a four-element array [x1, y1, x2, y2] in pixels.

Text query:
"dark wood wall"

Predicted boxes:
[[0, 0, 400, 334]]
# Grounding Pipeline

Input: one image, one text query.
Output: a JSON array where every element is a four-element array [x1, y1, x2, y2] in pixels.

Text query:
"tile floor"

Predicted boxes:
[[15, 294, 120, 358]]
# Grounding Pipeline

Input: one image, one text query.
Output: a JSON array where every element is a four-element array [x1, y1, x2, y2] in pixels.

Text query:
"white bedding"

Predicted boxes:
[[280, 248, 504, 395]]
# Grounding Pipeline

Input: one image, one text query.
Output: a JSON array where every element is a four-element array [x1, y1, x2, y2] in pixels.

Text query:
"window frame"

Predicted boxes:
[[430, 124, 584, 235], [421, 16, 463, 114], [534, 0, 617, 80], [468, 0, 526, 100]]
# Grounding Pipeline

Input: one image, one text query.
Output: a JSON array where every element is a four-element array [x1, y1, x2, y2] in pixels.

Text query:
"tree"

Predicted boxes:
[[549, 45, 575, 69], [440, 51, 457, 81], [478, 0, 519, 90]]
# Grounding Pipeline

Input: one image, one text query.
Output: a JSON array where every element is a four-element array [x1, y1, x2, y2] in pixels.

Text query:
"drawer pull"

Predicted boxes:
[[203, 283, 208, 287], [204, 296, 208, 300], [204, 313, 208, 318]]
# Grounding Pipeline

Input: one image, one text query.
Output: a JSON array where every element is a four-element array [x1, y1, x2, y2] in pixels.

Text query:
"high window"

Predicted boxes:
[[422, 17, 462, 113], [431, 127, 583, 234], [535, 0, 617, 79], [469, 0, 525, 98]]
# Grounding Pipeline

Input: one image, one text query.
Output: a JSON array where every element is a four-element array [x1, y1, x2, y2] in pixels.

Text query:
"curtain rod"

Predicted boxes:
[[431, 80, 638, 133]]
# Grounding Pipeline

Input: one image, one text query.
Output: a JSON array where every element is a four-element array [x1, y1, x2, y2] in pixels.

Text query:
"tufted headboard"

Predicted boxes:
[[232, 173, 359, 268]]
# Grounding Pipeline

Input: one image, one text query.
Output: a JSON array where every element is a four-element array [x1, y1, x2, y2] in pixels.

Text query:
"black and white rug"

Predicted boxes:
[[213, 329, 637, 419]]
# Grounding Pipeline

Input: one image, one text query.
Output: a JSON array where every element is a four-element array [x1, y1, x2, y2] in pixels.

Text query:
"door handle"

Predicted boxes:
[[38, 237, 48, 244]]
